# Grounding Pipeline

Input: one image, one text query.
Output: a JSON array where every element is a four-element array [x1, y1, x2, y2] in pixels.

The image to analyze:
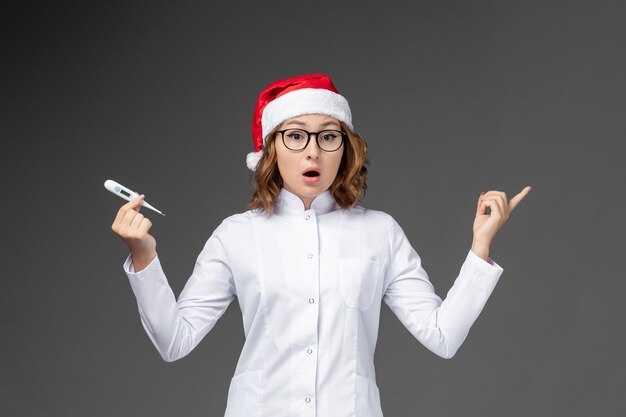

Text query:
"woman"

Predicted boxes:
[[111, 74, 531, 417]]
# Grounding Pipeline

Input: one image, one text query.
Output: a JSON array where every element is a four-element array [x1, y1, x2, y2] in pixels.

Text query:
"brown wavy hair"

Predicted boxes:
[[249, 121, 369, 213]]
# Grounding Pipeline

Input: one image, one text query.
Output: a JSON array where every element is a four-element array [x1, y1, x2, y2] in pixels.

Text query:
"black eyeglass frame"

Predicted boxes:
[[275, 129, 347, 152]]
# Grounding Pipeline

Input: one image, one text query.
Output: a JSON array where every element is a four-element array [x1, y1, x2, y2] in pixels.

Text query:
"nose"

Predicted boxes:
[[305, 133, 321, 160]]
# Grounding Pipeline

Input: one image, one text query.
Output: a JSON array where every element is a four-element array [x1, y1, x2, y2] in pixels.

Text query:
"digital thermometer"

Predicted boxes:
[[104, 179, 165, 216]]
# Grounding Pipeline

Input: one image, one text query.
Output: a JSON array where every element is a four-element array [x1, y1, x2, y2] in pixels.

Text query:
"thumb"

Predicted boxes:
[[131, 194, 145, 212]]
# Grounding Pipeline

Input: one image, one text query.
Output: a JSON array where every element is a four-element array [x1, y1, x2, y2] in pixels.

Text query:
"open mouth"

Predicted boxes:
[[303, 171, 320, 177]]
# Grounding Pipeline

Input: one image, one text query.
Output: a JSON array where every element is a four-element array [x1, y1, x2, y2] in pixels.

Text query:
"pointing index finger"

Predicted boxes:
[[509, 186, 532, 212]]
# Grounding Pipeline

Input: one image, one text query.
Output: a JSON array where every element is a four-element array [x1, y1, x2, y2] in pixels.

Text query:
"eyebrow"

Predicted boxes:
[[283, 120, 341, 128]]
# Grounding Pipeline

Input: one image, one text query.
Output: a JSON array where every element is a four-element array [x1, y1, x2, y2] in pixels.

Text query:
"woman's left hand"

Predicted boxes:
[[472, 186, 532, 251]]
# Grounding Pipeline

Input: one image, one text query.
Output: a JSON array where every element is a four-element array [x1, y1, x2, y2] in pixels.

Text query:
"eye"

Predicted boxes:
[[285, 129, 306, 141], [321, 132, 338, 141]]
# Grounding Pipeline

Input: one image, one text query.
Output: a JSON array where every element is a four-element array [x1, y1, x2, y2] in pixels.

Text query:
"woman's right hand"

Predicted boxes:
[[111, 194, 157, 271]]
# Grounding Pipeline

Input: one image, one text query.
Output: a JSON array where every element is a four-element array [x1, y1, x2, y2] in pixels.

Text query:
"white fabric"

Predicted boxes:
[[246, 150, 262, 171], [123, 188, 503, 417], [261, 88, 353, 144]]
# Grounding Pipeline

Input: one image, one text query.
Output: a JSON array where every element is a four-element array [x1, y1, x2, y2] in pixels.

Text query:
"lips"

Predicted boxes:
[[302, 167, 321, 184], [302, 167, 320, 177]]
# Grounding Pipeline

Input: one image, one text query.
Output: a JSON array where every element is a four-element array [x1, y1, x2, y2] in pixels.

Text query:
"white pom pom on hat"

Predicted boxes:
[[246, 150, 263, 171], [247, 74, 353, 171]]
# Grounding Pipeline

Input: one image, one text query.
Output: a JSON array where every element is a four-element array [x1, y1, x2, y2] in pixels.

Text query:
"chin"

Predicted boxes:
[[298, 187, 322, 197], [289, 182, 328, 198]]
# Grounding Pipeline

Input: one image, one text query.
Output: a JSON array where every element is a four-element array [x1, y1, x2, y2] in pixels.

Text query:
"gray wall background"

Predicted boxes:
[[2, 1, 624, 416]]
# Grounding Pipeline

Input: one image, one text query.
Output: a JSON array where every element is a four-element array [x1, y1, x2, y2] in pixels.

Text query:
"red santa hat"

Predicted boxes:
[[247, 74, 353, 171]]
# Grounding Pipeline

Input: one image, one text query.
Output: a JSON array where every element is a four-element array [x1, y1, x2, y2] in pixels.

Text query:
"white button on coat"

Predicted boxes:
[[124, 188, 503, 417]]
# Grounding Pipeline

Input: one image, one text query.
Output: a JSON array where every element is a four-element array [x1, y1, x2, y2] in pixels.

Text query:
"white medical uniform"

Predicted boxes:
[[123, 187, 503, 417]]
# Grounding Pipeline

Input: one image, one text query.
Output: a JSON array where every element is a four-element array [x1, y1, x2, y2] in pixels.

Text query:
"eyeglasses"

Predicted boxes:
[[276, 129, 347, 152]]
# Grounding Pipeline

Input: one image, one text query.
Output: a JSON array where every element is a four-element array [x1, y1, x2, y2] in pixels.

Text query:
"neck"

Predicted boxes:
[[283, 186, 316, 210], [301, 197, 313, 210]]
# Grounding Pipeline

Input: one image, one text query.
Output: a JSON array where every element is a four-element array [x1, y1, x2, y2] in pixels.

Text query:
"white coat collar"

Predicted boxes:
[[275, 187, 337, 215]]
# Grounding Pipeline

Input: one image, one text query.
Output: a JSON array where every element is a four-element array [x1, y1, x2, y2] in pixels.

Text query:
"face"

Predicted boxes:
[[274, 114, 344, 209]]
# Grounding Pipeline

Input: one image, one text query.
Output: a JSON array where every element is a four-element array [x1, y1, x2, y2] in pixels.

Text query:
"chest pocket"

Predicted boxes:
[[338, 258, 381, 311]]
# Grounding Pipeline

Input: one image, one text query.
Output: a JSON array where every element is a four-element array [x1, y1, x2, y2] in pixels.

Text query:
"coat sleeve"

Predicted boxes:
[[123, 219, 236, 362], [382, 215, 503, 359]]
